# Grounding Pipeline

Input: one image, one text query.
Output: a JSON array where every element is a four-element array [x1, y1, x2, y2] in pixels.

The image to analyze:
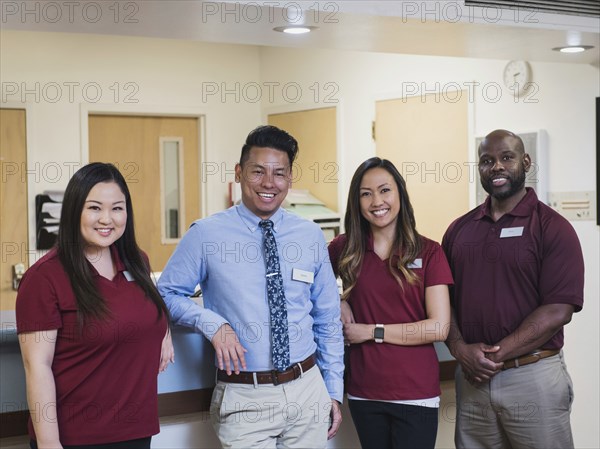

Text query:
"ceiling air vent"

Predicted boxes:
[[464, 1, 600, 18]]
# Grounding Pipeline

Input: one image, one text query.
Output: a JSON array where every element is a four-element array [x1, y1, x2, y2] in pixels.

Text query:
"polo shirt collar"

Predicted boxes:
[[474, 187, 538, 221], [236, 202, 285, 234], [88, 245, 126, 277], [365, 232, 401, 257]]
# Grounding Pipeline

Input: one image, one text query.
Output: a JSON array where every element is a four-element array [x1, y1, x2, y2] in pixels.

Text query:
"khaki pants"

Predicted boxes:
[[455, 351, 574, 449], [210, 365, 332, 449]]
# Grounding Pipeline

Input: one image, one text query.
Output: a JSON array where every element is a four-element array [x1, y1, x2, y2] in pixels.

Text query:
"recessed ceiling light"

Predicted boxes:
[[552, 45, 594, 53], [273, 26, 316, 34]]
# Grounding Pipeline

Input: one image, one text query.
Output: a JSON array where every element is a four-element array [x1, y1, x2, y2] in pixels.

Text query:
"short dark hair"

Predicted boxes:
[[239, 125, 298, 167], [58, 162, 168, 324]]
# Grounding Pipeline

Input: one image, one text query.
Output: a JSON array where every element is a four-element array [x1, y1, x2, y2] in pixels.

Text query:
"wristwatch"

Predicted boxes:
[[374, 324, 384, 343]]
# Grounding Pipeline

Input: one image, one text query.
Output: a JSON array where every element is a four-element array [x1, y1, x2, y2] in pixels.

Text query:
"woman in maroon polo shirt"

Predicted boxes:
[[16, 163, 173, 449], [328, 157, 452, 449]]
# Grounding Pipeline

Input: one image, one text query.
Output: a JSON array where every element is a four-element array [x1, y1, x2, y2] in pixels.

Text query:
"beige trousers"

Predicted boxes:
[[455, 351, 574, 449], [210, 365, 332, 449]]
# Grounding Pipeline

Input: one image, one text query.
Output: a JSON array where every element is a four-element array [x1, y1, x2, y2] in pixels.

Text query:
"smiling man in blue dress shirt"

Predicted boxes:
[[158, 125, 344, 448]]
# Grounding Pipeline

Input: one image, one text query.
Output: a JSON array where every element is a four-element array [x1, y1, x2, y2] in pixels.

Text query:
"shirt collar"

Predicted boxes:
[[88, 245, 125, 277], [111, 245, 126, 272], [474, 187, 538, 221], [236, 202, 285, 234], [365, 231, 401, 257]]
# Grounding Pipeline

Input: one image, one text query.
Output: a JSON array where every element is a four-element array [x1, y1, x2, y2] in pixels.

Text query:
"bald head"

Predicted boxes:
[[479, 129, 525, 155]]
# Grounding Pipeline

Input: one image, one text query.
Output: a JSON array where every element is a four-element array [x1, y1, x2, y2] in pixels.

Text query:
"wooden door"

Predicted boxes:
[[89, 115, 200, 271], [0, 109, 28, 310], [375, 93, 469, 241], [268, 108, 338, 211]]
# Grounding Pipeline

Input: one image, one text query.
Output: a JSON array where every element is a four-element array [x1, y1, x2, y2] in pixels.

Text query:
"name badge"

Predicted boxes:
[[407, 258, 422, 269], [292, 268, 314, 284], [500, 226, 524, 238], [123, 271, 135, 281]]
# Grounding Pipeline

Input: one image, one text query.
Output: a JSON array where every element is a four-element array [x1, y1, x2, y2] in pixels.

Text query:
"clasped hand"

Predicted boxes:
[[340, 301, 374, 345], [455, 342, 503, 384]]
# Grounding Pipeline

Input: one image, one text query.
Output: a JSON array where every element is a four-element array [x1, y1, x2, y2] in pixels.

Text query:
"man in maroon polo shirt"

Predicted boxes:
[[442, 129, 584, 449]]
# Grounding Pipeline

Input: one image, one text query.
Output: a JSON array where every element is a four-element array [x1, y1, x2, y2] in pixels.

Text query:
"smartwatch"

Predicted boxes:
[[374, 324, 384, 343]]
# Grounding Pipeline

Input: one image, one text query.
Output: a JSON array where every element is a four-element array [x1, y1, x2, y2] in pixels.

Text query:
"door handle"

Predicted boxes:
[[12, 263, 25, 290]]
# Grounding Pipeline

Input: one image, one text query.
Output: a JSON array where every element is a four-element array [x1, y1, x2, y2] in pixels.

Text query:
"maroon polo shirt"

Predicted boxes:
[[442, 188, 584, 349], [16, 246, 166, 445], [329, 235, 453, 400]]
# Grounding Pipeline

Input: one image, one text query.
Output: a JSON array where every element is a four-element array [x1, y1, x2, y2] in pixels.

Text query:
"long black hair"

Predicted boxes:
[[57, 162, 169, 323]]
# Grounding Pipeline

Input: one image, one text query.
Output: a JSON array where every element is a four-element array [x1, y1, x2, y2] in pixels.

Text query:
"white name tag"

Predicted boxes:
[[500, 226, 524, 238], [123, 271, 135, 281], [407, 258, 422, 269], [292, 268, 314, 284]]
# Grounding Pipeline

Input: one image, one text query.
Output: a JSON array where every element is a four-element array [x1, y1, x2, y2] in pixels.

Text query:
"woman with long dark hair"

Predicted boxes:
[[16, 162, 172, 449], [328, 157, 452, 449]]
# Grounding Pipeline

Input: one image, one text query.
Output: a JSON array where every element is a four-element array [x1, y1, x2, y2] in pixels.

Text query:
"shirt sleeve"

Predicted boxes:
[[157, 223, 229, 341], [538, 214, 584, 311], [441, 223, 457, 307], [310, 230, 344, 403], [423, 240, 454, 288], [16, 266, 63, 334]]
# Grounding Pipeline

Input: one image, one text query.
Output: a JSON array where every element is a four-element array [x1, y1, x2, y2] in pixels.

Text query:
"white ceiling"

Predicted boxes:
[[2, 1, 599, 65]]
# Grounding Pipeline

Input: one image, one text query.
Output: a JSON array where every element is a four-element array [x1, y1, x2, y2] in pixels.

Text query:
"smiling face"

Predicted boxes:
[[478, 135, 531, 201], [235, 146, 291, 220], [80, 181, 127, 257], [359, 167, 401, 232]]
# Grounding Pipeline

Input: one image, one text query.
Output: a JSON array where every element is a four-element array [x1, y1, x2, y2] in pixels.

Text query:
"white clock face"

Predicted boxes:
[[503, 60, 531, 96]]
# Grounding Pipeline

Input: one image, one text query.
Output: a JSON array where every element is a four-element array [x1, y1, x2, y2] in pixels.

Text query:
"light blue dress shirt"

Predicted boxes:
[[158, 203, 344, 402]]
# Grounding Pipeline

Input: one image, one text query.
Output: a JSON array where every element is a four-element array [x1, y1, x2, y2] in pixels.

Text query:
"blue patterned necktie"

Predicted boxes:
[[259, 219, 290, 371]]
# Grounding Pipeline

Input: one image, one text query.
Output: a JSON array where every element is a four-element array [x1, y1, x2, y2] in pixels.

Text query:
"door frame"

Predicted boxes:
[[263, 103, 344, 218], [372, 87, 477, 208], [80, 104, 208, 217]]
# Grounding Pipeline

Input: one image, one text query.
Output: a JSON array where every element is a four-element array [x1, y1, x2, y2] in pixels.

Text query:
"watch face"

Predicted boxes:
[[374, 326, 384, 340], [503, 60, 531, 95]]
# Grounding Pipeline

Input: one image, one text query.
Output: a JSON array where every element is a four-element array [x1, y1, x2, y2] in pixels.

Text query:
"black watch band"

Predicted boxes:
[[374, 324, 384, 343]]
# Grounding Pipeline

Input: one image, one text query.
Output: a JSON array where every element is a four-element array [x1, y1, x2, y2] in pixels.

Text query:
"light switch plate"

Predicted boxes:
[[548, 191, 596, 221]]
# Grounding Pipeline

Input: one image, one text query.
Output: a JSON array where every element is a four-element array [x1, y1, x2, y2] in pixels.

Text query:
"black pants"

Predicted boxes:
[[30, 437, 151, 449], [349, 399, 438, 449]]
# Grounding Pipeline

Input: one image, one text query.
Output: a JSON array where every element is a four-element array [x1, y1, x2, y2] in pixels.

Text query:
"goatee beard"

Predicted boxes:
[[483, 171, 527, 201]]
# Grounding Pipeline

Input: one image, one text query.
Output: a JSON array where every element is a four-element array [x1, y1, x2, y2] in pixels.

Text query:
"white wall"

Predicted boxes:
[[1, 31, 598, 448], [258, 46, 600, 448]]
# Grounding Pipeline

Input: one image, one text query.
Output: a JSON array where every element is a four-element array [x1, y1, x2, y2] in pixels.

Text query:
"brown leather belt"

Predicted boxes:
[[217, 354, 316, 386], [502, 349, 560, 370]]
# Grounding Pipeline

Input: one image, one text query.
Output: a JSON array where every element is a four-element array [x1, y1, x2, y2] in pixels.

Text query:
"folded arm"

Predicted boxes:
[[344, 284, 451, 345]]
